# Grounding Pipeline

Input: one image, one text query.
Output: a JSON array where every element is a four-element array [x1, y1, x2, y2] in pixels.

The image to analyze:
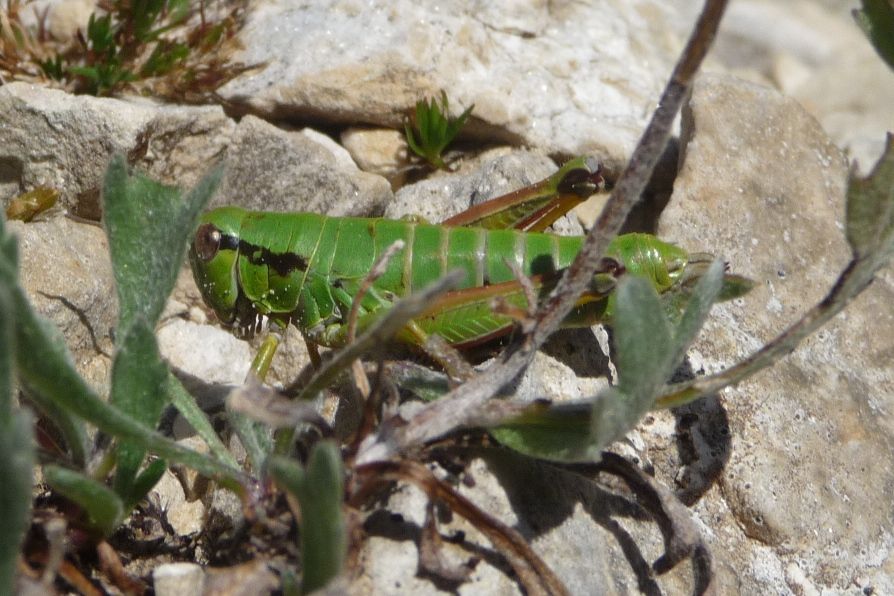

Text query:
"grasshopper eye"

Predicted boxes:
[[557, 161, 606, 198], [194, 223, 222, 262]]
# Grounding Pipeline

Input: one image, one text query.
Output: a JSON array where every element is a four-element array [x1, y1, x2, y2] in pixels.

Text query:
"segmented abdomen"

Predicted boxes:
[[233, 212, 584, 327], [323, 216, 584, 294]]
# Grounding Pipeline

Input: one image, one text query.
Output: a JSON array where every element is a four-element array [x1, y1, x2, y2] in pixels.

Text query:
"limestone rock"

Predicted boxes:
[[219, 0, 686, 163], [658, 73, 894, 594], [9, 217, 116, 389]]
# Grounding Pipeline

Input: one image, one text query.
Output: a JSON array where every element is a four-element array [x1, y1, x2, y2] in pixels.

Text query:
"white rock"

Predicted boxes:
[[220, 0, 687, 162], [153, 562, 205, 596], [157, 318, 251, 386]]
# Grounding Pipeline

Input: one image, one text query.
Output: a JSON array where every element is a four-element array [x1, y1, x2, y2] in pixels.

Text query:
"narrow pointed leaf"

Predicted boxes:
[[0, 410, 34, 593], [44, 465, 124, 536], [104, 155, 222, 330], [588, 277, 673, 448], [846, 134, 894, 263], [128, 458, 168, 509], [111, 319, 172, 501], [489, 401, 600, 462], [671, 259, 724, 364], [854, 0, 894, 70], [613, 276, 674, 399], [270, 441, 345, 594], [0, 277, 35, 594]]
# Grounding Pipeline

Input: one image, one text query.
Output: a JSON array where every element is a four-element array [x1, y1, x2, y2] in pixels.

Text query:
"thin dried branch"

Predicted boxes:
[[356, 0, 731, 464], [295, 269, 465, 402], [422, 333, 475, 382], [227, 375, 330, 432], [418, 501, 477, 583], [353, 459, 568, 596], [97, 540, 146, 595]]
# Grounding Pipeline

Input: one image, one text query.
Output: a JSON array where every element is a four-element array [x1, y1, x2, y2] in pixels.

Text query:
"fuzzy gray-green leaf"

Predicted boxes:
[[613, 275, 674, 400], [846, 134, 894, 264], [103, 155, 221, 331], [0, 276, 35, 595], [271, 442, 346, 594], [671, 259, 724, 364], [587, 276, 674, 448], [111, 318, 172, 502], [489, 402, 600, 462]]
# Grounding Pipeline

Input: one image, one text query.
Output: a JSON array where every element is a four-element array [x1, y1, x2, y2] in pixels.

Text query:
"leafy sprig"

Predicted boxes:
[[404, 91, 474, 169]]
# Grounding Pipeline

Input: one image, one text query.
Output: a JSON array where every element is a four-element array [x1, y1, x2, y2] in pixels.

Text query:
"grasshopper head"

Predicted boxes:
[[189, 207, 250, 329]]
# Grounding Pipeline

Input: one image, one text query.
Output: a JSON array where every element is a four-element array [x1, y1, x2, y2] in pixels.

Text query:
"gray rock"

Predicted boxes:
[[216, 115, 392, 215], [0, 83, 155, 219], [219, 0, 685, 163], [0, 83, 237, 220], [657, 73, 894, 594], [0, 84, 391, 222], [9, 216, 116, 388]]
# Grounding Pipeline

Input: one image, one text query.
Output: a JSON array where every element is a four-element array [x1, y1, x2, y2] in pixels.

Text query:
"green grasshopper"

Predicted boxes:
[[189, 158, 751, 354]]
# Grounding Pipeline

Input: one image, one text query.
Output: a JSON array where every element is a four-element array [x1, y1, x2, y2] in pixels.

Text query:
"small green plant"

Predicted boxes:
[[404, 90, 474, 169], [1, 0, 249, 99]]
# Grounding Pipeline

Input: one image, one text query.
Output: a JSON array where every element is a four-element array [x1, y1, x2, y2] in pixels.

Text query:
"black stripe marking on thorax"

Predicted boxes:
[[220, 234, 309, 276]]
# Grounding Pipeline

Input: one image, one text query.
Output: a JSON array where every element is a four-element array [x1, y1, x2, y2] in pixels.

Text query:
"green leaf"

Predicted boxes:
[[140, 41, 190, 77], [103, 155, 222, 331], [129, 458, 169, 508], [166, 372, 238, 468], [270, 442, 346, 594], [0, 273, 35, 595], [671, 259, 724, 364], [386, 362, 450, 402], [614, 276, 674, 400], [1, 179, 240, 487], [111, 319, 170, 503], [44, 465, 124, 536], [489, 402, 600, 462], [86, 13, 116, 55], [0, 410, 34, 593], [846, 134, 894, 264], [405, 92, 472, 169], [854, 0, 894, 70], [588, 277, 674, 448]]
